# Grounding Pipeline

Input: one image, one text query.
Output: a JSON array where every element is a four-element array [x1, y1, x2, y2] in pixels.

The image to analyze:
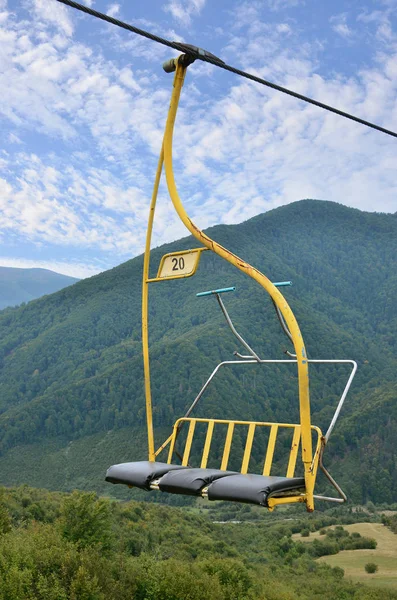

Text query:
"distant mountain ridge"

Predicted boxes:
[[0, 267, 79, 310], [0, 200, 396, 504]]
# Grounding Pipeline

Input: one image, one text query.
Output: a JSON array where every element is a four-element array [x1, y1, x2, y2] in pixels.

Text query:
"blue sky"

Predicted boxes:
[[0, 0, 396, 278]]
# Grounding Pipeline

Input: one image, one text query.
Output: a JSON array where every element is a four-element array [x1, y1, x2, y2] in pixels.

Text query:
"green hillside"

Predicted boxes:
[[0, 200, 396, 503], [1, 485, 395, 600], [0, 267, 79, 310]]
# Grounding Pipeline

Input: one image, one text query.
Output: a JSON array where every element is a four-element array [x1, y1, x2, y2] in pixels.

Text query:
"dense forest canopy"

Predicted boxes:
[[0, 484, 395, 600], [0, 200, 396, 503]]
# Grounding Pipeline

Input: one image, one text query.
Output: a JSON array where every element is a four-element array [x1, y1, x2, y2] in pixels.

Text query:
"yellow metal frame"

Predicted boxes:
[[142, 56, 317, 510], [166, 417, 322, 473], [156, 416, 322, 510]]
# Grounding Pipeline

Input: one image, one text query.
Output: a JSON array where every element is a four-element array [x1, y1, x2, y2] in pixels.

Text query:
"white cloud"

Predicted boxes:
[[330, 13, 354, 38], [0, 11, 168, 155], [106, 3, 120, 18], [0, 0, 396, 275], [8, 132, 22, 144], [31, 0, 74, 37], [164, 0, 206, 26], [357, 7, 397, 44], [266, 0, 304, 11], [277, 23, 292, 34], [0, 150, 188, 261]]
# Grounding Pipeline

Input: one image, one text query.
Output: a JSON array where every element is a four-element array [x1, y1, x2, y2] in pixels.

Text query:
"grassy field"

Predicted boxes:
[[295, 523, 397, 589]]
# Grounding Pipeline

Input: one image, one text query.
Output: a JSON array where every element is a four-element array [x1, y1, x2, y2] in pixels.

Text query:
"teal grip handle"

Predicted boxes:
[[196, 287, 236, 297], [273, 281, 292, 287]]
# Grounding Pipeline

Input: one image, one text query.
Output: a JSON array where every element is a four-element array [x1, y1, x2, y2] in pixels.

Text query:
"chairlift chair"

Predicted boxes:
[[106, 53, 356, 512]]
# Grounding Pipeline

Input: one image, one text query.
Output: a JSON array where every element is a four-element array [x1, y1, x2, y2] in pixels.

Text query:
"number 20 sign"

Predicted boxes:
[[156, 248, 207, 280]]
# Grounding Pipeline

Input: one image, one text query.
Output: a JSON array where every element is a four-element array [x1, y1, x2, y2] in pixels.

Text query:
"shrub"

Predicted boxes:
[[301, 529, 310, 537], [365, 563, 378, 574]]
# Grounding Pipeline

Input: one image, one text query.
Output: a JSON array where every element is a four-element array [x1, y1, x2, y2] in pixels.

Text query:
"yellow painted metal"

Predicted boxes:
[[147, 247, 208, 282], [241, 423, 256, 474], [154, 433, 173, 458], [142, 146, 164, 461], [162, 58, 315, 510], [174, 417, 310, 428], [201, 420, 215, 468], [263, 424, 279, 476], [221, 422, 235, 470], [168, 417, 322, 486], [286, 426, 301, 478], [167, 422, 179, 464], [182, 419, 196, 465], [267, 495, 306, 509]]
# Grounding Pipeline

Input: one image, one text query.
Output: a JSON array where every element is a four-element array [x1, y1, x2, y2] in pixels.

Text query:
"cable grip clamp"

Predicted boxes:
[[163, 44, 224, 73]]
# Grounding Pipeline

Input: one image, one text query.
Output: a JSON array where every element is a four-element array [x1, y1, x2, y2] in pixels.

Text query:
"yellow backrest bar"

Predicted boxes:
[[182, 419, 196, 466], [241, 423, 256, 474], [221, 422, 235, 470], [169, 417, 321, 478], [287, 426, 301, 478], [200, 421, 214, 468], [263, 424, 279, 476]]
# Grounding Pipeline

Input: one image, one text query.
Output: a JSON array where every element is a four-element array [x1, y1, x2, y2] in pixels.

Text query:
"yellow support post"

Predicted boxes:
[[162, 58, 315, 510], [142, 146, 164, 461]]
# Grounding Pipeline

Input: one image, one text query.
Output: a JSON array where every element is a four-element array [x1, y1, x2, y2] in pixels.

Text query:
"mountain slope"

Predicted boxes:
[[0, 267, 79, 309], [0, 200, 396, 503]]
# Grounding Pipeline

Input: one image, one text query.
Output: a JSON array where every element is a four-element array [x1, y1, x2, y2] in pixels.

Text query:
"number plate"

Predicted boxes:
[[157, 249, 206, 280]]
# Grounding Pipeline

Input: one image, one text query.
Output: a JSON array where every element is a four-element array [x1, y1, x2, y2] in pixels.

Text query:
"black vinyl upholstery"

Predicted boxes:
[[158, 468, 237, 496], [105, 461, 305, 505], [207, 473, 305, 506], [105, 461, 187, 491]]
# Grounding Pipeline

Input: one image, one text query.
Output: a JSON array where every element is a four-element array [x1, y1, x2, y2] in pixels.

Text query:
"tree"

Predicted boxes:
[[365, 563, 378, 574], [60, 491, 113, 552], [0, 502, 12, 535]]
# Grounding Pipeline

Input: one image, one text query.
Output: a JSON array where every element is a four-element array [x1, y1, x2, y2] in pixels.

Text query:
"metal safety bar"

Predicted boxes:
[[181, 359, 357, 446]]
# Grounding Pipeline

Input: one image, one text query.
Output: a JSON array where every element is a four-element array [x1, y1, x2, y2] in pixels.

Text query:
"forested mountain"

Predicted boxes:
[[0, 267, 79, 309], [0, 200, 396, 504]]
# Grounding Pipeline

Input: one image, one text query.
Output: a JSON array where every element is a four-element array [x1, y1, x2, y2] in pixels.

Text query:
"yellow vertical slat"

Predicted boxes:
[[286, 426, 301, 477], [221, 422, 235, 471], [241, 423, 256, 474], [182, 420, 196, 466], [263, 425, 279, 476], [200, 421, 215, 468]]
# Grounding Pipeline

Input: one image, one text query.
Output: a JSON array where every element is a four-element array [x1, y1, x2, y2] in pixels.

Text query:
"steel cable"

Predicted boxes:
[[56, 0, 397, 139]]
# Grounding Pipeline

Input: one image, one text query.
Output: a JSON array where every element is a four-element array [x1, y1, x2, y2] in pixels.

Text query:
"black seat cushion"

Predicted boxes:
[[105, 461, 187, 491], [207, 474, 305, 506], [158, 468, 237, 496]]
